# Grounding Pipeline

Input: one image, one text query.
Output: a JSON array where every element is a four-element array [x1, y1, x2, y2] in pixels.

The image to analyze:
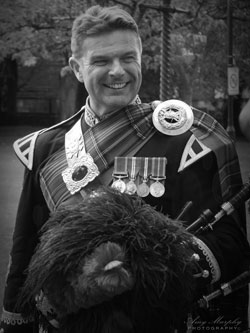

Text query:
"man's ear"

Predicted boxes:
[[69, 57, 84, 82]]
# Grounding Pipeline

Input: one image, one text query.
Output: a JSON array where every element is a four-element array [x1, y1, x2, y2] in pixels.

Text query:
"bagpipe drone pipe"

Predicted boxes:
[[186, 178, 250, 310], [18, 181, 250, 333]]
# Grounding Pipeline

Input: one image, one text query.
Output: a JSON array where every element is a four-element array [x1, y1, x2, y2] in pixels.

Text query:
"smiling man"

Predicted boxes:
[[1, 4, 250, 333], [69, 27, 142, 117]]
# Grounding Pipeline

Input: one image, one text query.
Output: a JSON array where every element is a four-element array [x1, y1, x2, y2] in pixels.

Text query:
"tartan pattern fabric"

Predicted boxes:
[[191, 107, 243, 201], [39, 103, 243, 211], [84, 103, 154, 170], [40, 103, 155, 211], [40, 149, 69, 211], [84, 94, 142, 128]]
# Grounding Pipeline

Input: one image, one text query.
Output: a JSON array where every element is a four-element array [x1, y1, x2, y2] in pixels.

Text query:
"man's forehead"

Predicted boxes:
[[81, 30, 141, 57]]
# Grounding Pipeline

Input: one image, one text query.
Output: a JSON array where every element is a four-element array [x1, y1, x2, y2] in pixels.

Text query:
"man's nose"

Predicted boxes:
[[109, 59, 125, 76]]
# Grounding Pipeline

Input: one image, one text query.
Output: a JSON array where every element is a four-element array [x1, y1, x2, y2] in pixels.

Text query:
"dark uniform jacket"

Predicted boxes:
[[1, 102, 249, 332]]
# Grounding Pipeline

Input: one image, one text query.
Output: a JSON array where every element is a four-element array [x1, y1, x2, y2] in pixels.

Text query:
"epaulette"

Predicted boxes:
[[178, 134, 211, 172], [13, 130, 43, 170], [13, 108, 84, 170]]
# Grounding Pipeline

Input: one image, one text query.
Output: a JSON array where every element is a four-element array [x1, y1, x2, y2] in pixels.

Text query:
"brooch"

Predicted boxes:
[[152, 99, 194, 136], [62, 154, 99, 195], [62, 118, 99, 195]]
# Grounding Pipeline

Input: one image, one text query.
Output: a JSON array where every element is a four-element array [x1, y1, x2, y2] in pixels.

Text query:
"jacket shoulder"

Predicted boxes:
[[13, 109, 84, 170]]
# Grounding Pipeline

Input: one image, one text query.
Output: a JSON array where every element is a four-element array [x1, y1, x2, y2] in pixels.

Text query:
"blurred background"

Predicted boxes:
[[0, 0, 250, 136]]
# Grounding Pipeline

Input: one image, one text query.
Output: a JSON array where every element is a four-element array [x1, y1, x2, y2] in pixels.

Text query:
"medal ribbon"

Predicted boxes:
[[150, 157, 167, 180], [143, 158, 149, 181], [127, 157, 141, 181], [137, 158, 150, 197], [138, 157, 151, 181], [113, 157, 142, 180], [130, 157, 136, 180], [113, 157, 128, 177]]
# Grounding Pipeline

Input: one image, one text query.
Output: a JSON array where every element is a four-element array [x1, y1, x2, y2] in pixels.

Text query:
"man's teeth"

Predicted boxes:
[[107, 83, 126, 89]]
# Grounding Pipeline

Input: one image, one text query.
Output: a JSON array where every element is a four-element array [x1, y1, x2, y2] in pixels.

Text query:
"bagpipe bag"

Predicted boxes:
[[19, 187, 207, 333]]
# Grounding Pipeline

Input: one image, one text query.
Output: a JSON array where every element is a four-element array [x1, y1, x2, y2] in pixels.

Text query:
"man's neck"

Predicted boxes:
[[85, 97, 119, 123], [86, 95, 142, 120], [89, 102, 121, 120]]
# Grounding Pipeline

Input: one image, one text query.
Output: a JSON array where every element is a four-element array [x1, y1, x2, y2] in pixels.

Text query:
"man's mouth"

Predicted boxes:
[[105, 82, 128, 89]]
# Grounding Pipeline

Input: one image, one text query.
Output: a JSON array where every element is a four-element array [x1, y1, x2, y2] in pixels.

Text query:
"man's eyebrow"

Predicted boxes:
[[122, 50, 137, 56], [88, 50, 138, 62], [90, 54, 108, 61]]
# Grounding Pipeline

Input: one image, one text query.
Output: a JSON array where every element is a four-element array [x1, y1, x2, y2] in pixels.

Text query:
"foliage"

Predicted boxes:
[[168, 0, 250, 106], [0, 0, 250, 107], [0, 0, 96, 65]]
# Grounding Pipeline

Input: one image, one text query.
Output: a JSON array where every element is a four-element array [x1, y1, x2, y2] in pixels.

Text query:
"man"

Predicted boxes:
[[1, 5, 249, 333]]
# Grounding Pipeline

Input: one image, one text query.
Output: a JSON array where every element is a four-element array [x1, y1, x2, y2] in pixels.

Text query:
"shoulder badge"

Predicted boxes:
[[178, 134, 211, 172], [13, 130, 42, 170], [152, 99, 194, 136], [13, 108, 85, 171]]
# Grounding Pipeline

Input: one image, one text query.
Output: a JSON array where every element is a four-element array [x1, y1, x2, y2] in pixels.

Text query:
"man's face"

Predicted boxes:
[[70, 30, 142, 117]]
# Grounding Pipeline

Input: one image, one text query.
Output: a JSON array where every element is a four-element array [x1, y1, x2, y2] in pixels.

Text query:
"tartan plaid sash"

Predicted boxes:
[[83, 103, 154, 171], [40, 103, 155, 211], [39, 103, 243, 212], [190, 108, 243, 200]]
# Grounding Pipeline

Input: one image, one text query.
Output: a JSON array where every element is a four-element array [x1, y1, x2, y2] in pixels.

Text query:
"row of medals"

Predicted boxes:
[[111, 157, 167, 198], [111, 175, 165, 198]]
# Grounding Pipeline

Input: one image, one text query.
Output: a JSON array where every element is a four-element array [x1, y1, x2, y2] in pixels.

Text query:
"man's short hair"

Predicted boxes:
[[71, 5, 140, 59]]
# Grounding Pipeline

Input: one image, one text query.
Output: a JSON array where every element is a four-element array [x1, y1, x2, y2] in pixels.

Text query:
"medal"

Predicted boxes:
[[126, 180, 137, 194], [111, 177, 127, 193], [149, 180, 165, 197], [137, 181, 150, 197], [152, 99, 194, 136], [137, 157, 150, 197], [126, 157, 138, 195], [149, 157, 167, 198], [112, 157, 128, 193]]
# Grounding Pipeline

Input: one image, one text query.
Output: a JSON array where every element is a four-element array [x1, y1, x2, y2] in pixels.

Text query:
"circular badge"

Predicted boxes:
[[150, 181, 165, 198], [152, 99, 194, 136], [137, 182, 150, 197], [111, 179, 126, 193], [126, 180, 137, 195]]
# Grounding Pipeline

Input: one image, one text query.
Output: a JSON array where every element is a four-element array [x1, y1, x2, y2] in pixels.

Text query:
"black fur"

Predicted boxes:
[[20, 187, 197, 332]]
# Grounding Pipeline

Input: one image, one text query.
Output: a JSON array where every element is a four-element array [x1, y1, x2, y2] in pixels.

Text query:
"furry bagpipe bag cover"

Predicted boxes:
[[19, 187, 200, 333]]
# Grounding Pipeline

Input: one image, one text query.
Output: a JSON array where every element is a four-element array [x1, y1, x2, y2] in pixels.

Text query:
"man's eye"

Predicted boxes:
[[93, 60, 107, 66], [122, 56, 135, 63]]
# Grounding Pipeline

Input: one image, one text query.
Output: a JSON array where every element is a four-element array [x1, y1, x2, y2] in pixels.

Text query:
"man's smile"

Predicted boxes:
[[104, 82, 128, 89]]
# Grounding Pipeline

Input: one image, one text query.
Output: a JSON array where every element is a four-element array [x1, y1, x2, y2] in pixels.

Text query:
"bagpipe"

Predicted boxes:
[[186, 178, 250, 235], [186, 178, 250, 309], [18, 180, 250, 333]]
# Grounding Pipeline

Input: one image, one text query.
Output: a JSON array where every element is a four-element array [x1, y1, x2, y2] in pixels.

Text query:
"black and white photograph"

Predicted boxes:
[[0, 1, 250, 332]]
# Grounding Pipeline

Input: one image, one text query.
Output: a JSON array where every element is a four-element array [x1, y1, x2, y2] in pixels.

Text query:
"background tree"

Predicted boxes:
[[0, 0, 249, 125], [0, 0, 92, 116]]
